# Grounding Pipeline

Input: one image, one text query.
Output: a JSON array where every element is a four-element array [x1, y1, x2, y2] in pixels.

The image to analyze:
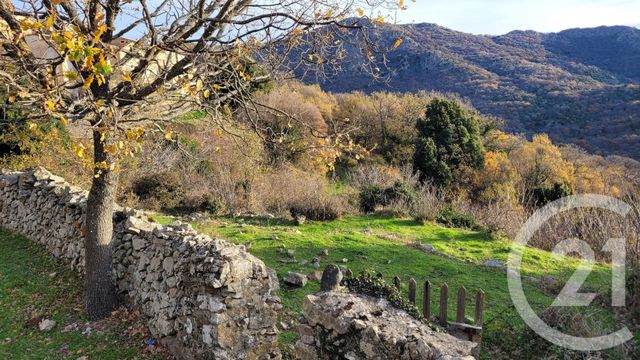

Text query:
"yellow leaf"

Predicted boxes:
[[64, 71, 78, 81], [7, 95, 15, 104], [214, 128, 222, 137], [74, 144, 86, 158], [93, 24, 107, 43], [215, 147, 221, 154], [213, 84, 221, 90], [95, 161, 108, 170], [203, 90, 210, 98], [393, 38, 403, 49], [45, 99, 55, 111], [196, 80, 204, 91], [83, 74, 94, 89], [45, 15, 54, 28], [122, 73, 132, 82], [165, 131, 172, 141], [104, 144, 118, 154], [28, 122, 38, 130], [357, 7, 364, 17], [54, 113, 68, 126]]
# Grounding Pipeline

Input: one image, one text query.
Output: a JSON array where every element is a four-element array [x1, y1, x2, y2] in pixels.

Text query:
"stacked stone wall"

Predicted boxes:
[[0, 168, 281, 359]]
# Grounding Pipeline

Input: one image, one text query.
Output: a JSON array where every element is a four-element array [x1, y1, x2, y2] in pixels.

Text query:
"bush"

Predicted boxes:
[[131, 171, 185, 210], [289, 194, 344, 221], [359, 181, 417, 213], [383, 181, 417, 206], [412, 185, 443, 225], [436, 206, 484, 231], [253, 166, 352, 220], [359, 185, 385, 213]]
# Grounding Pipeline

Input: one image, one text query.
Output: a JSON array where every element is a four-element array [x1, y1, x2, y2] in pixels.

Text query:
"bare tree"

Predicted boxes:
[[0, 0, 406, 319]]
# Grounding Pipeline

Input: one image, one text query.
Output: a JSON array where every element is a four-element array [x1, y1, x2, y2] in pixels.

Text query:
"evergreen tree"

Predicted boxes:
[[413, 98, 485, 187]]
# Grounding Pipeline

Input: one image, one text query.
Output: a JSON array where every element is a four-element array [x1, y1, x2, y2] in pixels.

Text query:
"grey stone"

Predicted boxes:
[[320, 264, 343, 291], [284, 272, 308, 287], [484, 259, 505, 268], [307, 271, 322, 282], [162, 257, 175, 274], [38, 319, 56, 332]]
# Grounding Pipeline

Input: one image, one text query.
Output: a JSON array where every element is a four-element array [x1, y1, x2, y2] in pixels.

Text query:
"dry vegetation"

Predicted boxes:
[[3, 80, 640, 262]]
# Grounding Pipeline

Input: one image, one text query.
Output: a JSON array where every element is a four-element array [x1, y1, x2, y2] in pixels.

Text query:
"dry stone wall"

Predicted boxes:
[[0, 168, 281, 360], [295, 291, 479, 360]]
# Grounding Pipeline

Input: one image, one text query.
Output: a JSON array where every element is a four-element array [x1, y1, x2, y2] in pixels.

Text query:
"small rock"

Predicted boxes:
[[307, 271, 322, 282], [279, 321, 289, 330], [318, 249, 329, 256], [271, 235, 279, 241], [414, 242, 436, 253], [38, 319, 56, 332], [484, 259, 505, 268], [320, 264, 343, 291], [294, 215, 306, 226], [284, 272, 308, 287], [62, 323, 79, 333], [267, 268, 280, 291], [287, 249, 296, 257], [341, 258, 348, 263], [48, 272, 57, 278]]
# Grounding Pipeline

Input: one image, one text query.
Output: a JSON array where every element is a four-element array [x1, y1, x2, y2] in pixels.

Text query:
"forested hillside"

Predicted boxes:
[[295, 21, 640, 158]]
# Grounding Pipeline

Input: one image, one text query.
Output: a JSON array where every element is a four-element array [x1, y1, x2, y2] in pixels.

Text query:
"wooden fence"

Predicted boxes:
[[391, 275, 484, 343]]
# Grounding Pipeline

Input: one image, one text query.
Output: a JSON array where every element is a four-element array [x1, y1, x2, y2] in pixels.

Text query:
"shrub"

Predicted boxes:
[[289, 194, 344, 221], [383, 181, 417, 206], [359, 181, 417, 213], [530, 182, 573, 207], [412, 185, 443, 225], [253, 166, 352, 220], [436, 206, 484, 231], [359, 185, 385, 213], [131, 171, 185, 210]]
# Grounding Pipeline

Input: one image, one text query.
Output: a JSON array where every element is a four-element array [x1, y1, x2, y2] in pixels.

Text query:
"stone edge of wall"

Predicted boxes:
[[0, 168, 281, 360], [295, 290, 479, 360]]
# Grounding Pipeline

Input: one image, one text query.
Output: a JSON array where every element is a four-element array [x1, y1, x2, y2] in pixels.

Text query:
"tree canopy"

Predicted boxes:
[[413, 98, 484, 187]]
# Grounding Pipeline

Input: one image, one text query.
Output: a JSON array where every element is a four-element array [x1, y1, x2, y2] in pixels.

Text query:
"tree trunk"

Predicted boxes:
[[84, 128, 120, 320]]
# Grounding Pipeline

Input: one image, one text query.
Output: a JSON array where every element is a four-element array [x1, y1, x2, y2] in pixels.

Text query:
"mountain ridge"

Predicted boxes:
[[297, 22, 640, 158]]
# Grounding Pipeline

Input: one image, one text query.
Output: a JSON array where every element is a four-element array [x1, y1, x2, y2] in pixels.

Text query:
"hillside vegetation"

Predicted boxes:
[[295, 22, 640, 158]]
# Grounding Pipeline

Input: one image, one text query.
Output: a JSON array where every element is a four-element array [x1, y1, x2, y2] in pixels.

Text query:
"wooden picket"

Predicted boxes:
[[422, 280, 431, 319], [439, 283, 448, 326], [408, 278, 417, 305], [387, 273, 484, 344], [456, 286, 466, 323]]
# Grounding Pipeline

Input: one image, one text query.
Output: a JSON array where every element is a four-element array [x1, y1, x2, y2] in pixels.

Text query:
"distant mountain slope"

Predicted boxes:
[[296, 22, 640, 158]]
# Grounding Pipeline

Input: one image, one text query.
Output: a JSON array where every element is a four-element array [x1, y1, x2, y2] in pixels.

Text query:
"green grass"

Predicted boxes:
[[0, 229, 165, 359], [153, 214, 635, 359]]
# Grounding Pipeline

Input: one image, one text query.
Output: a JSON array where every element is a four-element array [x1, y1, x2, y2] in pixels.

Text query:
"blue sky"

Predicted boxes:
[[395, 0, 640, 35]]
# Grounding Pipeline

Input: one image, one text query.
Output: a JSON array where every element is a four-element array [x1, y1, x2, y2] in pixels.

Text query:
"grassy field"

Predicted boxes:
[[154, 214, 635, 359], [0, 229, 167, 360], [2, 214, 636, 359]]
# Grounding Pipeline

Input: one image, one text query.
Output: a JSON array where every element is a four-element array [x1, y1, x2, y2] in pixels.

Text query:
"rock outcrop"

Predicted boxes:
[[295, 291, 479, 360], [0, 168, 281, 359]]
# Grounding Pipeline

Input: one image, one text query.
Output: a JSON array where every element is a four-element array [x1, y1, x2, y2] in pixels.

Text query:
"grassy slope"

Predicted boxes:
[[153, 214, 631, 358], [0, 229, 165, 360]]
